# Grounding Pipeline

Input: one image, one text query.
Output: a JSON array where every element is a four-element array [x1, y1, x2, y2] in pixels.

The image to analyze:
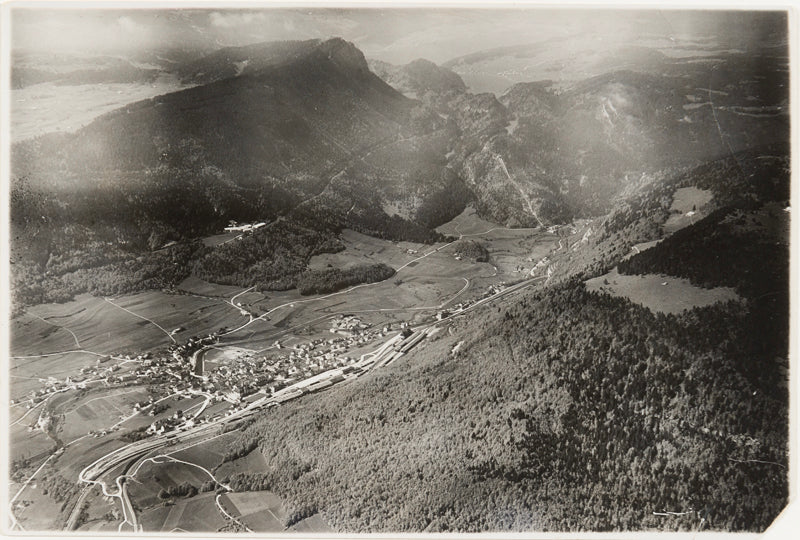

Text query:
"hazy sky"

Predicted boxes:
[[10, 6, 786, 64]]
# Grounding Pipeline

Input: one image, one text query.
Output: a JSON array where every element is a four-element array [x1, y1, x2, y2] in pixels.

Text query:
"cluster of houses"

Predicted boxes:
[[194, 315, 397, 401], [16, 351, 157, 409], [330, 314, 370, 336], [167, 334, 218, 364], [485, 283, 507, 297], [135, 353, 196, 389], [17, 313, 414, 441], [146, 410, 191, 435], [124, 316, 388, 413], [433, 285, 507, 322], [195, 354, 271, 401]]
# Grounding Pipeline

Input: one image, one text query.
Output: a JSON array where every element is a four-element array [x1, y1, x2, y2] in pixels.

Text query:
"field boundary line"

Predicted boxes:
[[32, 313, 82, 348], [103, 297, 176, 343]]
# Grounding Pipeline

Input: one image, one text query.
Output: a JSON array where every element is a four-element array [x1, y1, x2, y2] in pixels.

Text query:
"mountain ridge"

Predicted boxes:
[[9, 36, 790, 309]]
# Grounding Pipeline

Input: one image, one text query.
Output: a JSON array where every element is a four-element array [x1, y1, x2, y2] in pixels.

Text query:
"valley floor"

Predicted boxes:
[[8, 209, 561, 533]]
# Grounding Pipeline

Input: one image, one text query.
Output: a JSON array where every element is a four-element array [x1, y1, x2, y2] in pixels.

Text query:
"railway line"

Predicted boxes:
[[59, 268, 548, 531]]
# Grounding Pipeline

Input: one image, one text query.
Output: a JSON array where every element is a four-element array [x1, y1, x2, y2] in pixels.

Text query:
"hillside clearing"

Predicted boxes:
[[219, 491, 288, 532], [585, 268, 739, 314], [663, 186, 713, 234]]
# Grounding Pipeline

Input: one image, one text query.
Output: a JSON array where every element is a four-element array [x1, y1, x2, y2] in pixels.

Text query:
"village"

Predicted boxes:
[[14, 277, 518, 448]]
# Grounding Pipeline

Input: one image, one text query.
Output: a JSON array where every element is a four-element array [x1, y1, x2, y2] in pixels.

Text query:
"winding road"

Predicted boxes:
[[11, 219, 560, 533]]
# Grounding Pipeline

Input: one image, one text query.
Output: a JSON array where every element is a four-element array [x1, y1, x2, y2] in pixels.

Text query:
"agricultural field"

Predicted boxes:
[[308, 229, 428, 271], [471, 227, 556, 276], [585, 267, 740, 315], [127, 458, 215, 509], [9, 423, 55, 464], [212, 212, 558, 351], [140, 492, 226, 532], [290, 513, 334, 533], [9, 399, 45, 426], [9, 313, 82, 356], [9, 482, 64, 531], [138, 505, 172, 532], [53, 433, 129, 478], [9, 287, 255, 362], [197, 400, 233, 421], [103, 290, 247, 343], [9, 351, 109, 402], [219, 491, 288, 532], [176, 276, 246, 299], [77, 519, 120, 533], [14, 294, 170, 354], [166, 432, 240, 471], [436, 206, 506, 236], [74, 485, 120, 532], [113, 392, 204, 432], [215, 448, 269, 480], [7, 203, 561, 534], [56, 387, 151, 442]]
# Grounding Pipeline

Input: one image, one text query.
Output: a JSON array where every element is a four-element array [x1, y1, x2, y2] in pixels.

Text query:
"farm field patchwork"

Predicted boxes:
[[74, 485, 119, 532], [9, 313, 83, 356], [144, 492, 226, 532], [308, 229, 427, 271], [54, 433, 129, 478], [18, 294, 171, 354], [9, 424, 55, 464], [127, 458, 216, 510], [220, 491, 288, 532], [165, 432, 240, 471], [57, 387, 151, 442], [10, 351, 110, 401], [10, 483, 64, 531], [7, 205, 562, 534]]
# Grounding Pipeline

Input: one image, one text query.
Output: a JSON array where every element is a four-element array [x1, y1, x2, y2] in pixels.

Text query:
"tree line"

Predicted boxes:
[[296, 263, 395, 295], [209, 271, 787, 532]]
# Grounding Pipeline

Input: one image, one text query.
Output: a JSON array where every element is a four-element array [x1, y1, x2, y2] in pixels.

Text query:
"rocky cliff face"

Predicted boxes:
[[12, 37, 790, 245]]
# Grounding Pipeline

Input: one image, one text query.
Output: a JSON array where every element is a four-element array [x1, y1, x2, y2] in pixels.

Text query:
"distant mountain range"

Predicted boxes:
[[10, 36, 789, 306], [8, 25, 790, 533]]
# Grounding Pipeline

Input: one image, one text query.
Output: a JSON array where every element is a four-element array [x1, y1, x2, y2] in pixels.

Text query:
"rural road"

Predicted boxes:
[[59, 265, 549, 532], [17, 224, 561, 533]]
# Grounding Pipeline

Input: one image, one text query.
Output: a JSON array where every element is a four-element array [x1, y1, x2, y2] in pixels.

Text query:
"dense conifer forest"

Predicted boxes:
[[216, 278, 788, 532], [296, 263, 396, 295]]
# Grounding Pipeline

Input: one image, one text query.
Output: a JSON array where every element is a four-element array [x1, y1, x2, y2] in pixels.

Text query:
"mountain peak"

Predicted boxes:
[[317, 37, 369, 74]]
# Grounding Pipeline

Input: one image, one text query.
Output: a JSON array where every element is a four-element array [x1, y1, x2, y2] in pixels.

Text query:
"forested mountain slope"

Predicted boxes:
[[217, 149, 789, 533], [10, 39, 459, 309], [9, 37, 789, 319], [222, 284, 787, 532]]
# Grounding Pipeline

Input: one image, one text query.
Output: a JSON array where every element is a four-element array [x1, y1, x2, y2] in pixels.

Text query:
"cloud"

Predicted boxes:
[[117, 16, 141, 33], [208, 11, 268, 28]]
